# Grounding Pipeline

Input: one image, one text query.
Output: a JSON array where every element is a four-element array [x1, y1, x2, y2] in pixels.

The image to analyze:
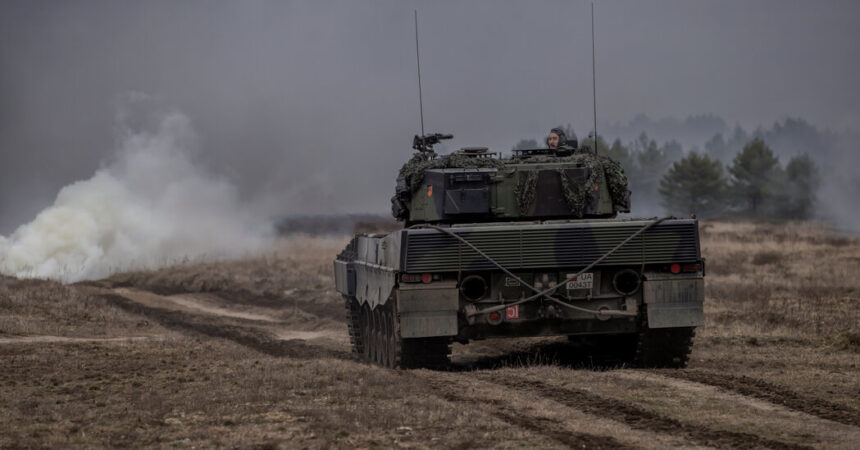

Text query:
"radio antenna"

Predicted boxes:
[[591, 2, 598, 154], [414, 10, 425, 136]]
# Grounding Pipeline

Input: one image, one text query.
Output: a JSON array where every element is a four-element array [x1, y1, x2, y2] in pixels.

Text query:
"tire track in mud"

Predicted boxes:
[[422, 378, 632, 450], [475, 373, 813, 450], [101, 294, 349, 360], [657, 369, 860, 428]]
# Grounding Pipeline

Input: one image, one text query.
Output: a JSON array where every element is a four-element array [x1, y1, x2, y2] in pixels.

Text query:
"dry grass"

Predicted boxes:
[[699, 221, 860, 344], [103, 235, 350, 330], [1, 221, 859, 448], [0, 337, 563, 448], [106, 235, 348, 298], [0, 276, 169, 339]]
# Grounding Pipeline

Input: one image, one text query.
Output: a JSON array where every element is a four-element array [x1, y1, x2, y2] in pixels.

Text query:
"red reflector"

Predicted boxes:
[[421, 273, 432, 283], [401, 274, 422, 283], [682, 263, 701, 273], [594, 184, 599, 191], [670, 263, 681, 274], [489, 312, 501, 321]]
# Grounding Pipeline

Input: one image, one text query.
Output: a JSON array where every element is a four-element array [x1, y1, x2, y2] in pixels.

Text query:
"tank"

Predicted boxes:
[[333, 133, 704, 368]]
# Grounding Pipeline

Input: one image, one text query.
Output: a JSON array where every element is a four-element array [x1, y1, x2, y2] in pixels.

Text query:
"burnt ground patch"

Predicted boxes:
[[101, 294, 348, 360], [477, 374, 814, 450], [658, 369, 860, 428]]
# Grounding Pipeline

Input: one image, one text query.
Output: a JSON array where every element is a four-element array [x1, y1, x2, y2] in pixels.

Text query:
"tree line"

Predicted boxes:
[[514, 120, 823, 220]]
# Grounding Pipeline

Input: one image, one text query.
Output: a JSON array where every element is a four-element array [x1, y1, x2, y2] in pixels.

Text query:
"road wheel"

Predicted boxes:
[[379, 308, 391, 367], [372, 308, 380, 365], [385, 308, 402, 368], [360, 304, 373, 362], [373, 308, 384, 365]]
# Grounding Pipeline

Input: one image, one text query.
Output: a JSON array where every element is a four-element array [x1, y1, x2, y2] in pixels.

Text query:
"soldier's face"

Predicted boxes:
[[548, 133, 559, 149]]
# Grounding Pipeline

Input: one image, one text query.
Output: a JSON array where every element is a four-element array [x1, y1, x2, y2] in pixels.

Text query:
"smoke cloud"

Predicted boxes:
[[0, 110, 272, 282]]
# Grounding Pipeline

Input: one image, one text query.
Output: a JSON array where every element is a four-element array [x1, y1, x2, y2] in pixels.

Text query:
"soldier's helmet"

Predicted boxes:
[[547, 127, 568, 148]]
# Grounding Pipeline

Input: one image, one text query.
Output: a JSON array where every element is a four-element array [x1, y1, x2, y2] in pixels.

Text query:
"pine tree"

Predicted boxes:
[[778, 154, 820, 219], [579, 134, 609, 154], [728, 138, 781, 215], [659, 152, 727, 217], [606, 138, 635, 173], [631, 137, 670, 207], [660, 140, 684, 163], [704, 133, 731, 164]]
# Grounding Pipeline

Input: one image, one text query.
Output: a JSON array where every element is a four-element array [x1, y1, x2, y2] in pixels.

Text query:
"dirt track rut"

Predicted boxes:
[[656, 369, 860, 428], [100, 293, 348, 360], [100, 286, 860, 449], [476, 374, 812, 450], [434, 387, 632, 449]]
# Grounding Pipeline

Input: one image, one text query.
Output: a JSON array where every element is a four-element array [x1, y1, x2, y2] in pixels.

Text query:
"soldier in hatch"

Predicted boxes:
[[546, 127, 578, 153]]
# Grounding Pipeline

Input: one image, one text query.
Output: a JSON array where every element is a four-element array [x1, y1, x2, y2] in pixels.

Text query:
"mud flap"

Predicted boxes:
[[643, 278, 704, 328], [397, 281, 458, 338], [333, 260, 355, 296]]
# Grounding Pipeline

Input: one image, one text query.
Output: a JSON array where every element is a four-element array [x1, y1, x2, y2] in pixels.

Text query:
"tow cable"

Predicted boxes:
[[424, 217, 667, 319]]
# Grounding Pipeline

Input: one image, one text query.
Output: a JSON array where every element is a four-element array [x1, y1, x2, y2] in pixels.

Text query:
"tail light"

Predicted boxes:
[[487, 311, 503, 325], [669, 263, 702, 274], [682, 263, 701, 273], [402, 273, 435, 283]]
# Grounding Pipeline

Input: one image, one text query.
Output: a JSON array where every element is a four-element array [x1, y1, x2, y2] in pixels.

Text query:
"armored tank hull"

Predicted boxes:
[[334, 217, 704, 368], [334, 139, 704, 368]]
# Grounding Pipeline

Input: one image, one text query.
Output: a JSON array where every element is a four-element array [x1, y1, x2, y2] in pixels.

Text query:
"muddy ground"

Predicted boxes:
[[1, 222, 858, 448]]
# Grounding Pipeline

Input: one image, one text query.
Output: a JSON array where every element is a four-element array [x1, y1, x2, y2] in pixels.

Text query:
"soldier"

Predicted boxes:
[[546, 127, 577, 153]]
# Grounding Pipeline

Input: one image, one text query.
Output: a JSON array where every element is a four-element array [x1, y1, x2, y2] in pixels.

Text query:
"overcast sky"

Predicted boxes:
[[2, 0, 859, 233]]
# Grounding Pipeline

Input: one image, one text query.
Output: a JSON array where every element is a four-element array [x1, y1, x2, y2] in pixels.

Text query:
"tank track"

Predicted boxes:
[[568, 316, 695, 368], [633, 326, 695, 368], [344, 296, 364, 356], [344, 296, 450, 369]]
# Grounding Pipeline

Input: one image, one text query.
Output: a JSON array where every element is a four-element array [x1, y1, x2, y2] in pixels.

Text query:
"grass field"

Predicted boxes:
[[1, 220, 858, 448]]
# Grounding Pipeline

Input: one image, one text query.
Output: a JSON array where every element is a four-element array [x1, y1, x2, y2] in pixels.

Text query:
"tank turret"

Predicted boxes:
[[391, 134, 631, 226]]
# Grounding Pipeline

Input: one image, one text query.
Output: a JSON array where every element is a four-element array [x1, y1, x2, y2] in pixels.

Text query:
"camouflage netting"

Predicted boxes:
[[393, 151, 629, 220], [510, 152, 630, 215], [398, 153, 506, 192], [558, 168, 591, 216], [600, 157, 629, 209], [514, 170, 537, 214]]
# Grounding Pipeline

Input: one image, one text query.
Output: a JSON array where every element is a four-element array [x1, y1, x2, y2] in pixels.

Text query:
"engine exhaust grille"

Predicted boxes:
[[404, 219, 700, 272]]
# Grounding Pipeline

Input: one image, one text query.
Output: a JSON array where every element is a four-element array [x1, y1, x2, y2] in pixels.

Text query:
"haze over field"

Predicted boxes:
[[0, 105, 272, 282], [2, 1, 860, 281]]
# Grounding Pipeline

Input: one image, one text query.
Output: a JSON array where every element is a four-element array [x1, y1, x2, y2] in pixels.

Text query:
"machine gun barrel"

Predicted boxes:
[[412, 133, 453, 153]]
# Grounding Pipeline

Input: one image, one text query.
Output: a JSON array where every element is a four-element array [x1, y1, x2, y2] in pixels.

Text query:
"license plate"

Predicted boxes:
[[566, 273, 593, 290]]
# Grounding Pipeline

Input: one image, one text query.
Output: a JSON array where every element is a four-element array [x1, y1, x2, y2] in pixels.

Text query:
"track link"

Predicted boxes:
[[634, 326, 696, 368], [344, 295, 363, 356], [345, 296, 450, 369]]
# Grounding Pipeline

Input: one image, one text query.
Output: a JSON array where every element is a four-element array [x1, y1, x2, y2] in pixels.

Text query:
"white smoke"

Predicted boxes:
[[0, 111, 273, 282]]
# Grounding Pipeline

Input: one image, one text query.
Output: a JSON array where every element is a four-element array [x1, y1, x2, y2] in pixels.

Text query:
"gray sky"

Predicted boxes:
[[2, 0, 859, 233]]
